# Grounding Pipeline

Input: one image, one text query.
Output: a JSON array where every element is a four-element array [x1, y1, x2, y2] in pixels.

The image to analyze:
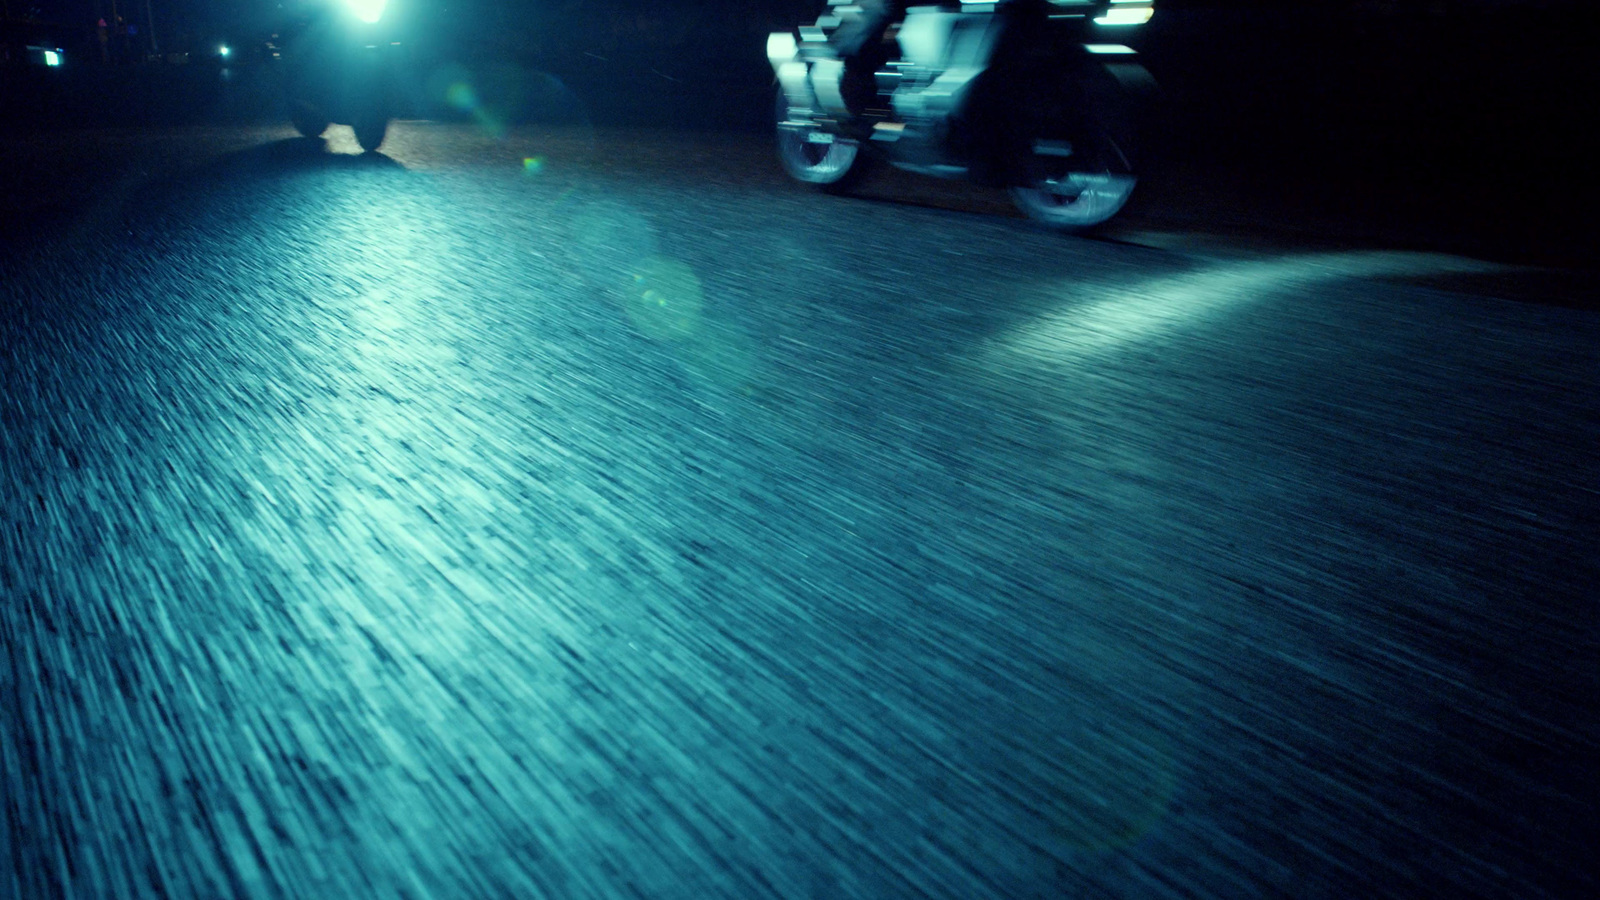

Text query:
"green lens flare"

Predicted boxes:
[[625, 257, 703, 343], [446, 82, 477, 111]]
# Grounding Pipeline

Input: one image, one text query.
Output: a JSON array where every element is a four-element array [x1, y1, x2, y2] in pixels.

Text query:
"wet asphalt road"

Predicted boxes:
[[3, 122, 1598, 899]]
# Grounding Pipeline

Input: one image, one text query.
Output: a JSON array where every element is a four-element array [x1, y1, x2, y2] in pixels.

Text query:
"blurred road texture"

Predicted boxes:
[[3, 123, 1598, 899]]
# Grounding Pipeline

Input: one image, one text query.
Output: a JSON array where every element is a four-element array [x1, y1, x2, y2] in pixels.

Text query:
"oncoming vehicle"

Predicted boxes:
[[278, 0, 406, 151], [1, 27, 67, 68], [769, 0, 1159, 231], [23, 45, 66, 67]]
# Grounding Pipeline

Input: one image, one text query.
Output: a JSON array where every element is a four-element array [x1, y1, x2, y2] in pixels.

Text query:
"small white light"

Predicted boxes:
[[219, 45, 230, 57], [44, 50, 61, 66], [1095, 6, 1153, 25], [1085, 43, 1137, 54], [343, 0, 388, 24]]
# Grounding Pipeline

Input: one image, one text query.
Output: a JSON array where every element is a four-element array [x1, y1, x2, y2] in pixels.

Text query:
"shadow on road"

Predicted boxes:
[[0, 131, 410, 258], [144, 136, 406, 190]]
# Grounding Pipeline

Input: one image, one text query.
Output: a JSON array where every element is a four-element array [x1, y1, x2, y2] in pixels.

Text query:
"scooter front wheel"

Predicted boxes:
[[1011, 167, 1137, 232], [774, 87, 866, 192], [1010, 64, 1144, 232]]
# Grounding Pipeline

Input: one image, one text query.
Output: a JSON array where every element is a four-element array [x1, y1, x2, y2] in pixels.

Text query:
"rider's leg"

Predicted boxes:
[[828, 0, 903, 116]]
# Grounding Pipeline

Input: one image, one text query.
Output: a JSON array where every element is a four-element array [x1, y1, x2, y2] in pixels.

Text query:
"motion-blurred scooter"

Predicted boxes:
[[769, 0, 1159, 231]]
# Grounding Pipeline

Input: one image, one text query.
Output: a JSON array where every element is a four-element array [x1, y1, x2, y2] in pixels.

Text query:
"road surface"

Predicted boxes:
[[3, 122, 1597, 899]]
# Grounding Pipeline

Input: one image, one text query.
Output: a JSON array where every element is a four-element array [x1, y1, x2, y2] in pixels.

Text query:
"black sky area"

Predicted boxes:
[[14, 0, 1593, 39], [8, 0, 1595, 239]]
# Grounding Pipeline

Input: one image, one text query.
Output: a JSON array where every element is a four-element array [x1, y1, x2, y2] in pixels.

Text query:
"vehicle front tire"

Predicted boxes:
[[290, 102, 330, 139], [352, 114, 390, 153]]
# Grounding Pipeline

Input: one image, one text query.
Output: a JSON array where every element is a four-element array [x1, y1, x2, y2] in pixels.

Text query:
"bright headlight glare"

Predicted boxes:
[[344, 0, 388, 24], [767, 31, 798, 66], [1095, 5, 1153, 25]]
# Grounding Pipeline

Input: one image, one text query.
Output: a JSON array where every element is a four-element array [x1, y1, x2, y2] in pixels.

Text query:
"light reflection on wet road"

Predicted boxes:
[[3, 122, 1597, 898]]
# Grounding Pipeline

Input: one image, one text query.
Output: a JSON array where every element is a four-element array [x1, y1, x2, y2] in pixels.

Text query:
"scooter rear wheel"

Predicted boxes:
[[774, 87, 866, 192]]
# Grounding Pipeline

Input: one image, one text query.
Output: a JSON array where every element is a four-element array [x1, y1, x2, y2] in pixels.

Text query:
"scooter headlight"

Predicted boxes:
[[1095, 2, 1153, 26], [342, 0, 388, 24]]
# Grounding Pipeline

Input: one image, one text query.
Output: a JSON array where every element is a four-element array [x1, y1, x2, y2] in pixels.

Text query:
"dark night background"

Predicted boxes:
[[5, 0, 1598, 263]]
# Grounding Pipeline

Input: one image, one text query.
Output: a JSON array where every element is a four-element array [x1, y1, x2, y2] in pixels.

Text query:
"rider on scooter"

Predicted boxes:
[[828, 0, 1121, 119], [827, 0, 1127, 182], [828, 0, 1030, 176]]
